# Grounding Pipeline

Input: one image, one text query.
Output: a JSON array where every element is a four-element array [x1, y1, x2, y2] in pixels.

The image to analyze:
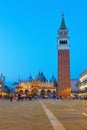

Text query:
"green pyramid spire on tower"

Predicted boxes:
[[60, 13, 67, 30]]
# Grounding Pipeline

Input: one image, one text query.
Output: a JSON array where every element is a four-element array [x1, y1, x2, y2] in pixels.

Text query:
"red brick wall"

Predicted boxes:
[[58, 50, 71, 97]]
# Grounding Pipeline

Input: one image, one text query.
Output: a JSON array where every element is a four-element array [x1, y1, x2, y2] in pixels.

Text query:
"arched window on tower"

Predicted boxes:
[[63, 41, 65, 44], [60, 41, 62, 44], [62, 41, 64, 44], [65, 40, 67, 44]]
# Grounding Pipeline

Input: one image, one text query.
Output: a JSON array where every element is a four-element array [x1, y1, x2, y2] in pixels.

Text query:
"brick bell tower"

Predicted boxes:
[[57, 14, 71, 97]]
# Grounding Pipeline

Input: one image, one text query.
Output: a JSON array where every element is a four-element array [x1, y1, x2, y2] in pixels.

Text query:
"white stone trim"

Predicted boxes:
[[39, 100, 66, 130], [58, 37, 69, 41], [58, 44, 70, 50]]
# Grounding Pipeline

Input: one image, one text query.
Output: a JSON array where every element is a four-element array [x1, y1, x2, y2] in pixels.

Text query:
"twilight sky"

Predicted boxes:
[[0, 0, 87, 84]]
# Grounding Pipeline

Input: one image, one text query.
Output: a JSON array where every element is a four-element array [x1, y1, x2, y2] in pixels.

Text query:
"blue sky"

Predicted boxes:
[[0, 0, 87, 84]]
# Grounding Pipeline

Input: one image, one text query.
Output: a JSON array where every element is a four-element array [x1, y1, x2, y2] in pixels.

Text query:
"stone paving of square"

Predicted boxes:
[[42, 99, 87, 130], [0, 99, 87, 130], [0, 100, 53, 130]]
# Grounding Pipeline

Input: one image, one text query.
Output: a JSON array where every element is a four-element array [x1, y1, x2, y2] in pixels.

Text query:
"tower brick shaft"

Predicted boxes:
[[57, 14, 71, 97]]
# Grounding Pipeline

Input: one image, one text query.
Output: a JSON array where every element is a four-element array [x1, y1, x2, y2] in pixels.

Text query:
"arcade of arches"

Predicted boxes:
[[15, 81, 56, 97]]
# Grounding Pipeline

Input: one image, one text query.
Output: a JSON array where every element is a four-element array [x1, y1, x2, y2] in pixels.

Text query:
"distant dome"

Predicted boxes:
[[35, 72, 47, 82], [50, 75, 57, 87], [29, 75, 33, 82]]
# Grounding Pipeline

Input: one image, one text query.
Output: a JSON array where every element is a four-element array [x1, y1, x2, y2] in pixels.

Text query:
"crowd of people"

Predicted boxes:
[[0, 92, 58, 101]]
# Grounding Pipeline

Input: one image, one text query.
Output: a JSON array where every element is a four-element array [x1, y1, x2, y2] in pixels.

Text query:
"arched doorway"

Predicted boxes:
[[19, 90, 23, 94], [47, 90, 51, 97], [40, 90, 45, 97], [25, 90, 29, 95], [25, 89, 29, 97], [31, 88, 38, 97]]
